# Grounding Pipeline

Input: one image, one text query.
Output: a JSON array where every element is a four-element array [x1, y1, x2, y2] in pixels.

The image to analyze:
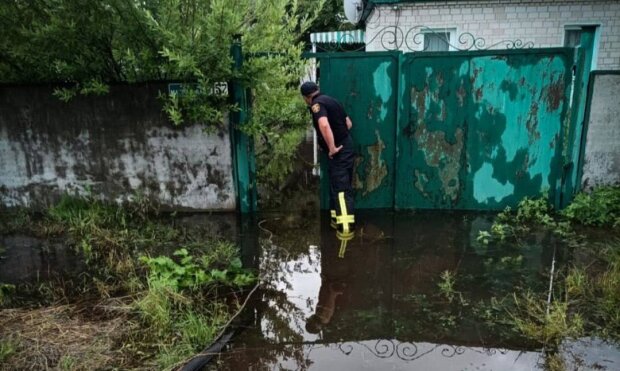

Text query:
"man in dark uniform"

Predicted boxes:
[[300, 81, 355, 233]]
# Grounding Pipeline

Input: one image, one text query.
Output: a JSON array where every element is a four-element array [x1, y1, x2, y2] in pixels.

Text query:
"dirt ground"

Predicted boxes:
[[0, 298, 140, 370]]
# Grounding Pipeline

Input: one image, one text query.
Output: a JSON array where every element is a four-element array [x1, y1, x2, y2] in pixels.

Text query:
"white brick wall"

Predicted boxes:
[[365, 0, 620, 70]]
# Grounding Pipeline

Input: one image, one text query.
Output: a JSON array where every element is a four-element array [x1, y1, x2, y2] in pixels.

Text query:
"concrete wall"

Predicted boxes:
[[581, 73, 620, 189], [0, 83, 236, 211], [366, 0, 620, 70]]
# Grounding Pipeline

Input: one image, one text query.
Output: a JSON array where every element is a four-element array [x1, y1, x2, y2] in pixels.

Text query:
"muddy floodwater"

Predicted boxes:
[[211, 211, 563, 370], [2, 211, 618, 370]]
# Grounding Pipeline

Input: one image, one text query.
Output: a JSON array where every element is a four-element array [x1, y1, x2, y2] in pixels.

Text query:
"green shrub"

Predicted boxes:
[[563, 186, 620, 227], [515, 197, 554, 226]]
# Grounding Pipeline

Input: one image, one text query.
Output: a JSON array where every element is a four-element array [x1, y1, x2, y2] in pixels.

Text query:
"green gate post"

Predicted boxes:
[[562, 29, 596, 208], [230, 35, 257, 213]]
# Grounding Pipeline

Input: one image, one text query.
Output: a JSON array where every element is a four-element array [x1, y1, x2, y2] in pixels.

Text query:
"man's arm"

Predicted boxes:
[[346, 116, 353, 130], [318, 117, 342, 158]]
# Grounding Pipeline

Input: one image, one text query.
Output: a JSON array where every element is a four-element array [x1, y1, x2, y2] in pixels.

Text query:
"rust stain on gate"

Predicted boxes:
[[314, 48, 579, 211]]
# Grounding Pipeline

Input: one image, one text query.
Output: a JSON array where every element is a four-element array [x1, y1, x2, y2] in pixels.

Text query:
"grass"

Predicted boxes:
[[0, 194, 256, 370], [472, 188, 620, 357], [155, 304, 229, 369], [58, 355, 77, 371], [567, 241, 620, 340], [0, 338, 18, 364], [545, 352, 566, 371], [509, 292, 584, 346], [503, 240, 620, 349]]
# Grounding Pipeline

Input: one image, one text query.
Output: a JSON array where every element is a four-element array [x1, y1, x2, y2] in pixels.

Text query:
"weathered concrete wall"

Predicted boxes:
[[0, 83, 236, 210], [582, 73, 620, 189]]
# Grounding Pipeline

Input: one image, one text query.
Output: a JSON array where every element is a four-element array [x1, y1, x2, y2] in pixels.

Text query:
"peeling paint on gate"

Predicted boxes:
[[397, 50, 573, 210], [469, 54, 569, 204], [373, 62, 392, 121], [362, 131, 388, 196], [320, 54, 398, 209], [412, 120, 464, 203], [397, 56, 470, 209], [317, 48, 575, 210]]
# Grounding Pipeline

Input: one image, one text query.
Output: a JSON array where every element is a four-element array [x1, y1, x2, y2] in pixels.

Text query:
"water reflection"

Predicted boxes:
[[215, 211, 558, 370], [306, 231, 355, 334], [0, 235, 84, 284]]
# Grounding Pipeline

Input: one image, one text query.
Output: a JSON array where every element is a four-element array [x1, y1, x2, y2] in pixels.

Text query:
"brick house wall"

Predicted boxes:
[[365, 0, 620, 70]]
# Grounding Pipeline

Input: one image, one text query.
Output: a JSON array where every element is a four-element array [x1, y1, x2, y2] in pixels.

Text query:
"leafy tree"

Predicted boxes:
[[0, 0, 327, 188], [299, 0, 354, 46]]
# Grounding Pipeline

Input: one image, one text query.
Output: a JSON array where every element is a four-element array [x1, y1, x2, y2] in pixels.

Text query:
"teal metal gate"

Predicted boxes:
[[314, 47, 588, 211], [319, 52, 399, 209]]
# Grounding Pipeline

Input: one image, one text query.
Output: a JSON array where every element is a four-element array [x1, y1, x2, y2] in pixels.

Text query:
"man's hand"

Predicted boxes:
[[329, 145, 343, 159]]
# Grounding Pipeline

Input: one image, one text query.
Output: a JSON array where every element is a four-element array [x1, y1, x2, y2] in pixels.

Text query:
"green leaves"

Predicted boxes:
[[140, 247, 256, 291], [0, 0, 330, 187], [563, 186, 620, 227]]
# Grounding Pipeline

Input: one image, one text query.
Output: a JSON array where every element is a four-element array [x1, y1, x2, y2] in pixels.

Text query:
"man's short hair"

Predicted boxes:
[[300, 81, 319, 96]]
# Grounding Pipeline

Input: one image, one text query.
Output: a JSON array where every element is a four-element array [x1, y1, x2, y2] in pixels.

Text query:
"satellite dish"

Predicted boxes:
[[343, 0, 364, 25]]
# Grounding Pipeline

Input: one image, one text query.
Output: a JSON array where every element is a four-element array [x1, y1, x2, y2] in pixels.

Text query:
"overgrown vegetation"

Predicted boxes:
[[0, 0, 339, 190], [477, 187, 620, 246], [472, 187, 620, 368], [0, 195, 256, 369], [135, 245, 255, 368], [563, 186, 620, 227]]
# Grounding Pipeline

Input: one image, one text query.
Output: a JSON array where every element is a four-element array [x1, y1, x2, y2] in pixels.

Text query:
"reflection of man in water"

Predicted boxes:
[[306, 225, 354, 334]]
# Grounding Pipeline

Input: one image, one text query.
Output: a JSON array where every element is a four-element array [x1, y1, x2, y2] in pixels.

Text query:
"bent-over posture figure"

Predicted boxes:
[[300, 81, 355, 233]]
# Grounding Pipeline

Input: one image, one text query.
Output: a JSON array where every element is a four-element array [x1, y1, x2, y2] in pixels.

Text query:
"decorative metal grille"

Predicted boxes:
[[314, 26, 534, 53]]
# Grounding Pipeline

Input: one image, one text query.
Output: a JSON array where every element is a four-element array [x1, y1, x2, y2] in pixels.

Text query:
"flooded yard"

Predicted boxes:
[[208, 211, 572, 370], [1, 208, 619, 370]]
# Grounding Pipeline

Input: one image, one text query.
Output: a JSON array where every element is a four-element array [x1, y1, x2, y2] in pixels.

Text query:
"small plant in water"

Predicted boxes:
[[509, 291, 584, 346], [476, 231, 492, 245], [438, 270, 457, 303], [490, 222, 510, 242]]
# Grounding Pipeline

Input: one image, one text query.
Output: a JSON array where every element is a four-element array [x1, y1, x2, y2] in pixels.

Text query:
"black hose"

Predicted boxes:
[[180, 329, 237, 371]]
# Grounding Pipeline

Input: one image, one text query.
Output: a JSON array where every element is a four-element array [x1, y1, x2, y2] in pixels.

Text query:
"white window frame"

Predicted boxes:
[[421, 27, 457, 52]]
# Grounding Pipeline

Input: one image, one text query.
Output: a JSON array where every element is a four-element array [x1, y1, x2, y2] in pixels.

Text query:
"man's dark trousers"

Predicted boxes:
[[328, 135, 355, 233]]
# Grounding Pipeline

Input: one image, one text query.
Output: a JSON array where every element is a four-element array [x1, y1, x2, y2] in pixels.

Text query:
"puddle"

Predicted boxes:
[[4, 210, 612, 370], [560, 337, 620, 370], [211, 211, 563, 370], [0, 213, 238, 282], [0, 235, 84, 285]]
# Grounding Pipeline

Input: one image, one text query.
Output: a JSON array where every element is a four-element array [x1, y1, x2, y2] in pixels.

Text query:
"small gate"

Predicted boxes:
[[314, 47, 589, 211]]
